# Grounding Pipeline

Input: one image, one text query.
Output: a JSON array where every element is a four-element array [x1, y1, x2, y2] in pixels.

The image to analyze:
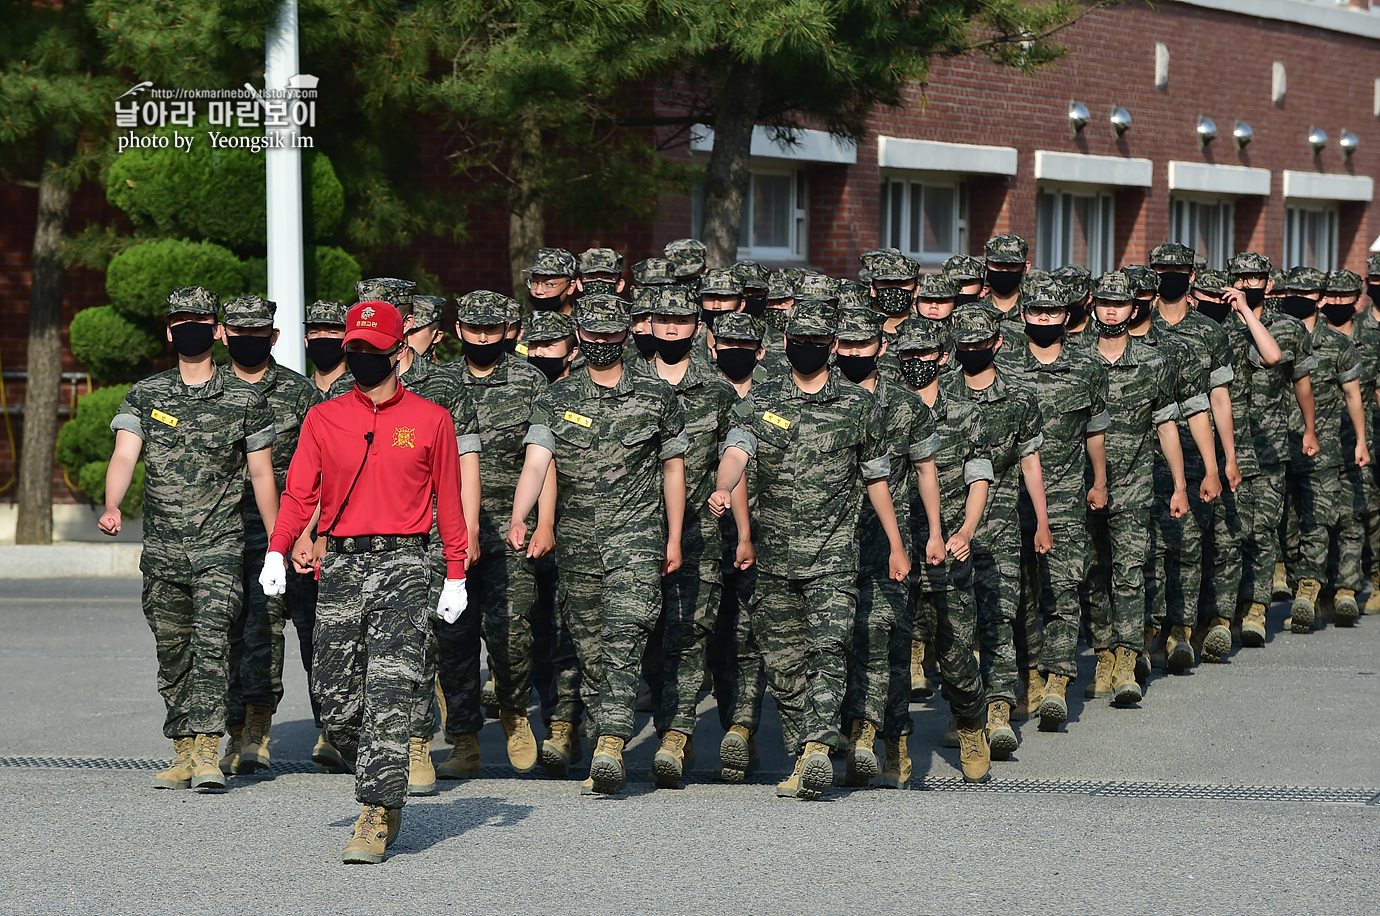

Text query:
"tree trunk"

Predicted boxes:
[[700, 62, 765, 269], [15, 131, 75, 545], [507, 113, 545, 300]]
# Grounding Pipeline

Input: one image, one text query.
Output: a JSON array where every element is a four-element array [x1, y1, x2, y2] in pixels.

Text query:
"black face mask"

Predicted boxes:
[[873, 287, 914, 315], [786, 339, 831, 375], [170, 322, 216, 357], [743, 293, 768, 318], [1066, 303, 1087, 327], [715, 348, 758, 382], [579, 335, 625, 367], [1157, 272, 1192, 302], [986, 270, 1023, 297], [346, 350, 398, 387], [1280, 295, 1317, 319], [654, 335, 694, 365], [528, 354, 567, 383], [955, 346, 996, 375], [580, 279, 618, 299], [305, 337, 345, 372], [226, 334, 273, 367], [1195, 298, 1231, 324], [900, 356, 940, 389], [633, 332, 657, 360], [1098, 316, 1130, 337], [1322, 303, 1355, 327], [1243, 287, 1267, 309], [763, 308, 789, 331], [528, 292, 563, 312], [836, 353, 878, 384], [1025, 322, 1065, 348], [504, 336, 519, 353], [1367, 284, 1380, 308], [464, 339, 505, 367], [955, 291, 983, 308], [1130, 298, 1154, 327]]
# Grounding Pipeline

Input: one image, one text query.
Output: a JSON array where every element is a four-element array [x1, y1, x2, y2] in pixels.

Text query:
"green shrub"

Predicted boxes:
[[106, 239, 245, 323], [57, 383, 144, 515], [312, 245, 362, 304], [77, 459, 145, 517], [68, 308, 163, 382]]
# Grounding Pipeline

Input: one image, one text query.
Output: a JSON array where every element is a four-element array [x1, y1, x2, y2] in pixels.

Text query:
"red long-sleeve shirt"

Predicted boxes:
[[270, 384, 468, 578]]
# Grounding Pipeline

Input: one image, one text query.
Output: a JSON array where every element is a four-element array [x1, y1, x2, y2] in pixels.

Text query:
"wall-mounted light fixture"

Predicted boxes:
[[1233, 120, 1253, 151], [1110, 106, 1131, 138], [1340, 130, 1359, 157], [1197, 115, 1217, 148], [1308, 127, 1328, 154], [1068, 101, 1090, 137]]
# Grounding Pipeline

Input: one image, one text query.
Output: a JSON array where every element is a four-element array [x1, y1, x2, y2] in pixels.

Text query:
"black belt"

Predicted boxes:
[[327, 534, 430, 554]]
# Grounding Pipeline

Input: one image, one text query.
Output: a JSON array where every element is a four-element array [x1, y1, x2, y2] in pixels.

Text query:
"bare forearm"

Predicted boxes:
[[1157, 422, 1188, 492], [961, 481, 989, 537], [247, 450, 279, 534], [715, 447, 750, 494], [512, 445, 553, 522], [536, 462, 558, 534], [1209, 388, 1236, 465], [460, 452, 481, 545], [662, 457, 686, 544], [1344, 381, 1367, 444], [1019, 453, 1050, 528], [1294, 376, 1317, 436], [915, 460, 942, 535], [1188, 412, 1219, 474], [730, 476, 751, 539], [865, 478, 906, 552], [1086, 432, 1107, 488]]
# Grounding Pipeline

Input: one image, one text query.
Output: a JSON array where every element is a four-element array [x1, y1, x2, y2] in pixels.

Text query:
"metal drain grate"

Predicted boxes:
[[1093, 781, 1379, 805]]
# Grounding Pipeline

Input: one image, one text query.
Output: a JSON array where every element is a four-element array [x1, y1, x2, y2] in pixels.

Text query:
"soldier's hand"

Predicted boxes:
[[735, 539, 756, 570], [662, 540, 682, 576], [1087, 483, 1108, 511], [260, 551, 288, 597], [888, 548, 911, 582], [528, 524, 555, 560], [1034, 523, 1053, 555], [1171, 486, 1190, 519], [926, 533, 946, 566], [946, 532, 972, 562], [1302, 431, 1320, 457], [98, 507, 121, 536], [1225, 459, 1243, 492], [467, 540, 481, 570], [507, 517, 528, 553], [1200, 473, 1222, 503], [1222, 286, 1249, 315], [291, 532, 316, 574], [707, 488, 732, 518], [435, 578, 468, 624], [1358, 444, 1372, 469]]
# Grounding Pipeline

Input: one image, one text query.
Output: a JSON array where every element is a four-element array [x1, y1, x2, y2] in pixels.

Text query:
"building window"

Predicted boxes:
[[690, 167, 808, 261], [1171, 197, 1234, 269], [1284, 203, 1338, 271], [1036, 188, 1114, 274], [879, 177, 968, 264]]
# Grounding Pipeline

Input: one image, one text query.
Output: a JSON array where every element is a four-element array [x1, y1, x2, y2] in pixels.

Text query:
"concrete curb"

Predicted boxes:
[[0, 544, 142, 578]]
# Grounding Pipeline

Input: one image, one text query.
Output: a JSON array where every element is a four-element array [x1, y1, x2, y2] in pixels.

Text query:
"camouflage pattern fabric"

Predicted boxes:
[[142, 568, 244, 737], [984, 234, 1028, 264], [527, 247, 577, 278], [306, 299, 347, 327], [1348, 305, 1380, 575], [167, 285, 219, 316]]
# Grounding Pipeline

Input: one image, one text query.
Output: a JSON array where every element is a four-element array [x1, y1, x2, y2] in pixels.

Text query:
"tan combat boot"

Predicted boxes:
[[1291, 578, 1321, 634], [717, 724, 759, 783], [1037, 673, 1069, 732], [1165, 625, 1194, 674], [1365, 573, 1380, 615], [776, 755, 806, 798], [652, 729, 695, 789], [878, 736, 912, 789], [1272, 561, 1291, 602], [940, 716, 960, 749], [910, 641, 934, 699], [238, 704, 273, 772], [1145, 626, 1165, 674], [499, 708, 539, 773], [1200, 616, 1234, 664], [589, 735, 626, 795], [1110, 647, 1143, 705], [219, 725, 243, 776], [1334, 587, 1359, 627], [797, 741, 834, 800], [1240, 602, 1268, 648], [190, 733, 226, 790], [312, 730, 346, 773], [1086, 649, 1114, 699], [384, 807, 401, 848], [1013, 668, 1044, 721], [985, 701, 1018, 760], [341, 805, 390, 864], [153, 737, 196, 789], [956, 717, 991, 783], [539, 721, 581, 779], [844, 719, 880, 787], [407, 736, 436, 794], [436, 732, 480, 780]]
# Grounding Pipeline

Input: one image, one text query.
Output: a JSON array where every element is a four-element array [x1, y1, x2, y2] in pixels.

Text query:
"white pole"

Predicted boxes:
[[265, 0, 306, 374]]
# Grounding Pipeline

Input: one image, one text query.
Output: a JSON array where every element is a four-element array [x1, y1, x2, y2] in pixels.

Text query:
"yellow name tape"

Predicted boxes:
[[564, 411, 592, 428], [150, 409, 179, 428], [762, 411, 790, 430], [515, 343, 529, 356]]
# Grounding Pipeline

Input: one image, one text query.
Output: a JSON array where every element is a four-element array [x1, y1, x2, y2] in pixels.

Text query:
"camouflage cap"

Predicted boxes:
[[1193, 269, 1231, 295], [664, 238, 707, 278], [167, 285, 220, 318], [412, 294, 447, 327], [768, 269, 797, 300], [1227, 251, 1271, 276], [861, 249, 919, 282], [942, 254, 986, 283], [630, 286, 663, 317], [699, 267, 744, 297], [522, 309, 575, 344], [526, 247, 577, 278], [650, 286, 699, 318], [1093, 271, 1134, 302], [712, 311, 764, 343], [984, 234, 1028, 264], [785, 298, 838, 336], [573, 293, 631, 333], [222, 294, 277, 328], [1022, 296, 1065, 314], [732, 260, 771, 291], [795, 272, 840, 301], [631, 257, 677, 287], [1051, 265, 1093, 303], [835, 300, 884, 341], [1327, 269, 1363, 294], [1149, 242, 1196, 267], [950, 306, 1000, 343], [578, 247, 624, 277], [916, 273, 960, 299], [1283, 266, 1327, 293], [1021, 269, 1053, 296], [1367, 253, 1380, 277], [896, 317, 947, 352], [355, 277, 416, 311], [455, 290, 512, 326], [1123, 265, 1160, 295], [305, 299, 347, 327], [1023, 273, 1065, 304], [836, 279, 871, 311]]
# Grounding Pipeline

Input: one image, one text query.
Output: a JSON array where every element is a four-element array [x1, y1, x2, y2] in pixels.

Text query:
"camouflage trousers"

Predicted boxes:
[[141, 567, 242, 738], [1200, 466, 1249, 625], [707, 565, 767, 734], [752, 571, 858, 754], [229, 538, 320, 727], [643, 563, 722, 735], [914, 556, 985, 723], [411, 557, 479, 740], [1017, 519, 1088, 680], [548, 562, 662, 740], [531, 557, 559, 725], [1086, 507, 1151, 651], [1344, 456, 1380, 582], [1146, 461, 1207, 630], [842, 570, 914, 738], [1285, 462, 1363, 589], [315, 547, 432, 809], [1231, 469, 1285, 609], [972, 525, 1022, 706]]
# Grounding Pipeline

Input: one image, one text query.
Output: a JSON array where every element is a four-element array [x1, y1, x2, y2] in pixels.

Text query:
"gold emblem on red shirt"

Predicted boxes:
[[391, 427, 416, 448]]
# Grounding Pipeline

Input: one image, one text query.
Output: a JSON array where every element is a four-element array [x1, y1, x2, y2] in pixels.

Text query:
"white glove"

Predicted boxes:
[[260, 551, 288, 597], [436, 578, 468, 624]]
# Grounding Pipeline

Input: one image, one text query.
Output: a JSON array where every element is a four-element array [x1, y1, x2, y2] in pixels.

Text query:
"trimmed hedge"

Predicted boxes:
[[313, 245, 362, 304], [106, 239, 246, 323], [68, 307, 163, 383], [56, 383, 144, 515]]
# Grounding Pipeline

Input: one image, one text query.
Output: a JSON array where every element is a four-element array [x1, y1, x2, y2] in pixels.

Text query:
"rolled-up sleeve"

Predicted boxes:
[[1085, 409, 1111, 435], [456, 433, 483, 455], [660, 430, 690, 461], [1180, 393, 1211, 418], [110, 410, 144, 439], [1208, 365, 1235, 389], [724, 427, 757, 459], [861, 454, 891, 482], [963, 458, 995, 485], [1152, 401, 1182, 426], [1017, 432, 1044, 458], [522, 423, 556, 454], [910, 432, 941, 463]]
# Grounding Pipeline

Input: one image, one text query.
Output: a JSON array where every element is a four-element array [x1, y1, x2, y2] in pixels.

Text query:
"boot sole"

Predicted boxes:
[[342, 849, 385, 865], [718, 733, 753, 783], [987, 728, 1017, 760], [1166, 644, 1195, 675], [1336, 598, 1359, 627], [588, 755, 624, 795], [844, 749, 879, 786], [1036, 698, 1067, 731], [435, 766, 479, 780], [1240, 625, 1266, 648], [1112, 681, 1143, 705], [539, 743, 574, 779], [962, 766, 991, 784], [191, 773, 226, 790], [1290, 599, 1315, 634], [151, 777, 191, 789], [798, 754, 833, 800], [651, 752, 684, 789], [909, 678, 934, 700], [1201, 627, 1232, 664], [238, 755, 270, 772], [407, 780, 437, 795], [1084, 686, 1112, 699]]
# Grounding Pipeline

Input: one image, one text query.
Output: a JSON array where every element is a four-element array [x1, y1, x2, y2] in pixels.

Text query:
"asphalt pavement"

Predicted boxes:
[[1, 577, 1377, 915]]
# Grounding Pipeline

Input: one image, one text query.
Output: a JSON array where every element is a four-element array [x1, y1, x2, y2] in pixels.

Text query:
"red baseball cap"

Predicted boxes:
[[342, 300, 404, 349]]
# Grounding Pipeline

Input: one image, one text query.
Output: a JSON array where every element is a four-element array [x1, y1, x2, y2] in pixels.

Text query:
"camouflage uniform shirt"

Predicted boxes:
[[859, 375, 940, 575]]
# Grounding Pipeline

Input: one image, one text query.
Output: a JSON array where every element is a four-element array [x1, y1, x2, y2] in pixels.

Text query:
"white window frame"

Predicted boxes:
[[1170, 195, 1235, 270], [1284, 201, 1339, 271], [1035, 185, 1115, 275], [878, 172, 968, 265], [689, 163, 808, 262]]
